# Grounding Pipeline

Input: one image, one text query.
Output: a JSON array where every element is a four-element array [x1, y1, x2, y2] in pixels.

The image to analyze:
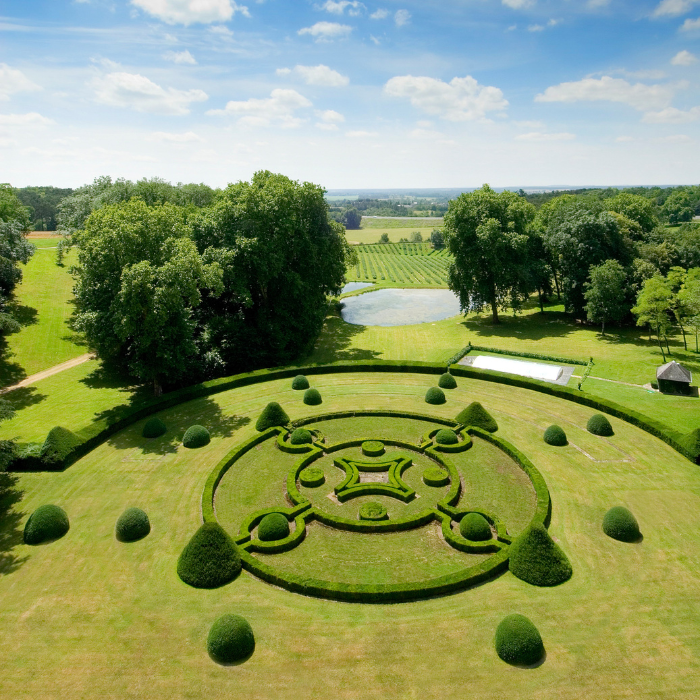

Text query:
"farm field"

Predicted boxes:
[[345, 227, 439, 244]]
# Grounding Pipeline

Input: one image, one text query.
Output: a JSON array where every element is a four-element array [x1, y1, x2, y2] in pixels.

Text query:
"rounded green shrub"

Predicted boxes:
[[183, 425, 210, 449], [543, 425, 567, 446], [508, 523, 573, 587], [423, 467, 450, 486], [257, 513, 290, 542], [495, 614, 545, 666], [455, 402, 498, 432], [142, 417, 167, 439], [303, 388, 322, 405], [256, 402, 290, 432], [425, 386, 446, 405], [292, 374, 309, 390], [362, 440, 385, 457], [435, 428, 459, 445], [438, 372, 457, 389], [40, 426, 81, 467], [177, 522, 241, 589], [115, 507, 151, 542], [587, 413, 614, 437], [290, 428, 313, 445], [459, 513, 492, 541], [23, 504, 69, 545], [602, 506, 641, 542], [300, 467, 325, 488], [207, 614, 255, 664], [359, 502, 388, 521]]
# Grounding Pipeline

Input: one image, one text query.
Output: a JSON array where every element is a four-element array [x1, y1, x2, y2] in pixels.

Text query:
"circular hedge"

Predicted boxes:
[[142, 417, 167, 439], [115, 507, 151, 542], [438, 372, 457, 389], [459, 513, 492, 541], [423, 467, 450, 487], [587, 413, 614, 437], [300, 467, 325, 487], [183, 425, 210, 449], [602, 506, 641, 542], [435, 428, 459, 445], [258, 513, 290, 542], [425, 386, 446, 405], [362, 440, 385, 457], [359, 502, 388, 521], [543, 425, 567, 446], [207, 614, 255, 664], [495, 614, 545, 666], [292, 374, 310, 390], [23, 505, 70, 545], [177, 523, 241, 589], [290, 428, 313, 445], [303, 388, 322, 406]]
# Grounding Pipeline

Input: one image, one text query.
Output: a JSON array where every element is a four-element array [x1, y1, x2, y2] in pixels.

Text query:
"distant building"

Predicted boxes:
[[656, 360, 693, 395]]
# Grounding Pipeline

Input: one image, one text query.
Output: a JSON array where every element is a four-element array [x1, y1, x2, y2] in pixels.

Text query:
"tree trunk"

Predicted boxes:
[[664, 333, 671, 355], [490, 297, 500, 324], [696, 328, 698, 353], [679, 321, 687, 350], [553, 271, 561, 301], [153, 378, 163, 397], [601, 319, 605, 336], [657, 323, 666, 362], [537, 288, 544, 313]]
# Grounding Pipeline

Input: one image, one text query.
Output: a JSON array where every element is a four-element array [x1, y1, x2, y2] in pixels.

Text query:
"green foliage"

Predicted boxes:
[[292, 374, 309, 390], [459, 513, 492, 541], [115, 507, 151, 542], [435, 428, 459, 445], [602, 506, 641, 542], [256, 402, 290, 431], [422, 467, 449, 486], [662, 189, 695, 224], [290, 428, 313, 445], [469, 344, 588, 365], [0, 183, 31, 229], [378, 232, 390, 244], [495, 614, 545, 666], [633, 275, 673, 360], [299, 467, 325, 487], [425, 386, 446, 405], [14, 185, 74, 231], [142, 417, 167, 439], [587, 413, 614, 436], [359, 502, 388, 521], [177, 522, 241, 589], [303, 388, 323, 405], [40, 426, 81, 467], [361, 440, 385, 457], [508, 523, 573, 587], [207, 614, 255, 664], [543, 425, 567, 446], [257, 513, 290, 541], [584, 259, 630, 334], [23, 504, 69, 545], [182, 425, 210, 448], [606, 193, 658, 235], [455, 402, 497, 432], [438, 372, 457, 389]]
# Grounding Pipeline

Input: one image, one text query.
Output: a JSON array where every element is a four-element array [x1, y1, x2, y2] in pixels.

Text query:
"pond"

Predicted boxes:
[[341, 282, 374, 294], [340, 288, 461, 327]]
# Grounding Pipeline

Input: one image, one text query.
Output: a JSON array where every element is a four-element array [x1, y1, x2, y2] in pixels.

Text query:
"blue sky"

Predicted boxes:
[[1, 0, 699, 188]]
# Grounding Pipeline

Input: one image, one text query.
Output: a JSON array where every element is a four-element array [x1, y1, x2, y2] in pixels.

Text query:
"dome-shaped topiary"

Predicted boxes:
[[359, 502, 388, 521], [142, 417, 167, 439], [40, 426, 81, 467], [438, 372, 457, 389], [290, 428, 313, 445], [423, 467, 450, 486], [299, 467, 325, 487], [303, 388, 322, 406], [543, 425, 567, 446], [602, 506, 641, 542], [207, 614, 255, 664], [115, 507, 151, 542], [257, 513, 290, 542], [256, 402, 290, 431], [460, 513, 492, 541], [362, 440, 385, 457], [183, 425, 210, 449], [177, 522, 241, 589], [23, 504, 70, 545], [435, 428, 459, 445], [455, 402, 498, 432], [587, 413, 613, 436], [425, 387, 446, 405], [508, 523, 572, 587], [495, 614, 545, 666], [292, 374, 310, 390]]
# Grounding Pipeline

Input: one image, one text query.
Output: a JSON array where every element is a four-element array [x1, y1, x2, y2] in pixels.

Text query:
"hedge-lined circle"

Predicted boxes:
[[299, 467, 325, 487], [361, 440, 385, 457], [359, 502, 388, 521], [423, 467, 450, 486]]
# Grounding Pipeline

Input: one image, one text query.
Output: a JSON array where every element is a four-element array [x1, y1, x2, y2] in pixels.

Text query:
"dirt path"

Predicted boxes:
[[0, 353, 95, 394]]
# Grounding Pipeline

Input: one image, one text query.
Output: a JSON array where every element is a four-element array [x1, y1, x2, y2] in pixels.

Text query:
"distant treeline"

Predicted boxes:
[[15, 186, 74, 231]]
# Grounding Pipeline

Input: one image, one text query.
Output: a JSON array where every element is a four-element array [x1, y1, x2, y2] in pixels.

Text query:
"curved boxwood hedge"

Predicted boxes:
[[508, 523, 572, 586], [183, 425, 210, 449], [459, 512, 492, 541], [543, 425, 567, 446], [115, 507, 151, 542], [292, 374, 309, 390], [303, 388, 323, 406], [177, 522, 241, 589], [299, 467, 325, 487], [207, 614, 255, 664], [425, 386, 446, 405], [438, 372, 457, 389], [495, 614, 545, 666], [256, 402, 290, 432], [359, 502, 388, 521], [257, 513, 290, 542], [588, 413, 614, 436], [602, 506, 641, 542], [142, 417, 166, 439], [290, 428, 313, 445], [23, 504, 69, 545], [435, 428, 459, 445]]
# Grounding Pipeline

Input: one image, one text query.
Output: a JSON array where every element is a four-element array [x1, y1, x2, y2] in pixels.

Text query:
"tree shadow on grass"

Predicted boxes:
[[0, 472, 28, 576], [303, 314, 383, 364], [3, 387, 47, 416], [462, 310, 579, 344]]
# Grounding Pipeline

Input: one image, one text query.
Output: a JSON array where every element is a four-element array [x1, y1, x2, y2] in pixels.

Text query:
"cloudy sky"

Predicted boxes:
[[1, 0, 699, 188]]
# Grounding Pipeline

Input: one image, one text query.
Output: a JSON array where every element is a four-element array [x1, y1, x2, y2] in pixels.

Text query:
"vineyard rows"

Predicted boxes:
[[347, 243, 452, 285]]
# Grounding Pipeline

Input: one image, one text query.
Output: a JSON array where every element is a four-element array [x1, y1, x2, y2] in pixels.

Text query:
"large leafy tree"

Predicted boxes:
[[662, 189, 695, 225], [584, 259, 629, 335], [633, 275, 673, 362], [606, 193, 658, 236], [444, 184, 535, 324]]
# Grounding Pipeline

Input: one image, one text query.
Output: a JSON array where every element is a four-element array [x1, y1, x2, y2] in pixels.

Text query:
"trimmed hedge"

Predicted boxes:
[[362, 440, 385, 457], [207, 614, 255, 664], [471, 344, 588, 366], [299, 467, 325, 487], [23, 504, 69, 545], [425, 386, 446, 405], [40, 427, 82, 467], [292, 374, 309, 390], [587, 413, 614, 437], [177, 522, 241, 588], [508, 523, 572, 587], [455, 402, 498, 432], [438, 372, 457, 389], [183, 425, 210, 448], [435, 428, 459, 445], [257, 513, 290, 542], [602, 506, 641, 542], [359, 502, 388, 521], [423, 467, 450, 486], [142, 417, 166, 439], [459, 513, 492, 541], [115, 507, 151, 542], [303, 388, 323, 406], [290, 428, 313, 445], [445, 345, 471, 367], [256, 402, 290, 432], [495, 614, 545, 666], [543, 425, 567, 446]]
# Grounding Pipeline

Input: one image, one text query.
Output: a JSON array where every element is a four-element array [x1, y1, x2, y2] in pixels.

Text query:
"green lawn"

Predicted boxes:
[[346, 226, 439, 244]]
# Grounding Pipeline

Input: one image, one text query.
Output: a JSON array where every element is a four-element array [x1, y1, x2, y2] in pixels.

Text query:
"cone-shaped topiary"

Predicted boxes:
[[495, 614, 545, 666], [438, 372, 457, 389], [256, 402, 290, 431], [509, 523, 572, 586], [177, 522, 241, 589], [23, 504, 70, 545], [435, 428, 459, 445], [290, 428, 313, 445], [587, 413, 613, 436], [425, 387, 446, 405], [207, 614, 255, 664], [455, 402, 498, 432], [40, 426, 82, 467], [543, 425, 567, 446], [183, 425, 210, 448], [303, 388, 322, 405], [292, 374, 310, 390], [602, 506, 641, 542], [460, 513, 492, 541], [142, 417, 167, 439], [115, 507, 151, 542], [257, 513, 290, 542]]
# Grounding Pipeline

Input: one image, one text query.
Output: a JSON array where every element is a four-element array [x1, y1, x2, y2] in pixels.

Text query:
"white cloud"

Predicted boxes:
[[346, 130, 378, 137], [319, 0, 365, 15], [370, 34, 381, 44], [276, 64, 349, 87], [209, 24, 234, 36], [163, 49, 197, 64], [298, 21, 352, 40], [657, 134, 693, 142], [206, 88, 311, 127], [680, 17, 700, 30], [642, 106, 700, 123], [93, 72, 208, 115], [0, 64, 41, 101], [371, 8, 388, 19], [316, 109, 345, 130], [514, 120, 545, 128], [515, 132, 576, 141], [528, 24, 544, 32], [672, 49, 698, 65], [652, 0, 697, 17], [548, 18, 561, 26], [0, 112, 54, 126], [503, 0, 532, 7], [130, 0, 250, 25], [151, 130, 204, 142], [395, 9, 411, 26], [384, 74, 508, 121]]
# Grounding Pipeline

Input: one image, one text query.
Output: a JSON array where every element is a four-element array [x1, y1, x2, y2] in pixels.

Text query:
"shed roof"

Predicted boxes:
[[656, 360, 692, 383]]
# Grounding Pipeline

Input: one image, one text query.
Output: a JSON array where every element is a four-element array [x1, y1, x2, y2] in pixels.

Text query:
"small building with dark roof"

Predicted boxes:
[[656, 360, 693, 395]]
